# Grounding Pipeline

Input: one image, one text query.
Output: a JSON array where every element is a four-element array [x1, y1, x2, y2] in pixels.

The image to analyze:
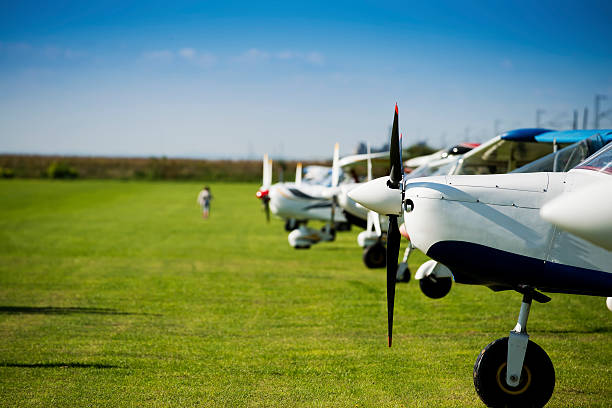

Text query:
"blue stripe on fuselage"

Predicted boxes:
[[426, 240, 612, 296]]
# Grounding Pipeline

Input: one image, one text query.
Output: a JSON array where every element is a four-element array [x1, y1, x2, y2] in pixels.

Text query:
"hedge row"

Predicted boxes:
[[0, 144, 436, 182], [0, 155, 332, 182]]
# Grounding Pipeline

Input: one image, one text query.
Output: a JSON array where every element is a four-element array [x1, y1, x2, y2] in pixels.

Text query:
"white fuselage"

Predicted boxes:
[[268, 182, 348, 223], [401, 170, 612, 295]]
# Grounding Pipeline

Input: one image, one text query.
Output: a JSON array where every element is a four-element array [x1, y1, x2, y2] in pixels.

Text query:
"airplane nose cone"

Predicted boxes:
[[347, 176, 402, 216]]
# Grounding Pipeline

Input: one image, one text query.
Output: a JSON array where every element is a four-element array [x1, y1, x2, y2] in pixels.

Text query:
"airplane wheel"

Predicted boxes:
[[419, 275, 452, 299], [336, 222, 351, 232], [474, 337, 555, 408], [396, 262, 410, 283], [294, 245, 311, 250], [363, 243, 386, 269]]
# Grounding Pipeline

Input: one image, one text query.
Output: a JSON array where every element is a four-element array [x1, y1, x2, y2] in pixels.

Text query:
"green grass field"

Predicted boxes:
[[0, 180, 610, 407]]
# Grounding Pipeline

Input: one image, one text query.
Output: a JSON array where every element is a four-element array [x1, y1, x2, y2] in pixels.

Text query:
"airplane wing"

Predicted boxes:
[[337, 151, 389, 168]]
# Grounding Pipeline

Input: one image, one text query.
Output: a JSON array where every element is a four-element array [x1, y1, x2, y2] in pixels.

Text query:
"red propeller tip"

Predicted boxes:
[[388, 336, 393, 347], [395, 103, 398, 114]]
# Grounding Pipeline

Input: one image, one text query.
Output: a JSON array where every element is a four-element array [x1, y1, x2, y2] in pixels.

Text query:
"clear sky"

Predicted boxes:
[[1, 1, 611, 159]]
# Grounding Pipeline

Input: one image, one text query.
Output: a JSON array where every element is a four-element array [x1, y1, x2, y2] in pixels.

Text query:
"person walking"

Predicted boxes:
[[197, 186, 212, 219]]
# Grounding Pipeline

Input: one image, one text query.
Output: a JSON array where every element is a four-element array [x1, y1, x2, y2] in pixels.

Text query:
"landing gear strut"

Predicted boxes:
[[473, 288, 555, 408], [396, 243, 412, 283]]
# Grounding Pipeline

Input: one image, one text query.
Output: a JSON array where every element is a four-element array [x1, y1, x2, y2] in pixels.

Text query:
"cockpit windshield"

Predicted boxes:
[[574, 141, 612, 175], [302, 166, 345, 187], [512, 134, 608, 173], [405, 158, 458, 181]]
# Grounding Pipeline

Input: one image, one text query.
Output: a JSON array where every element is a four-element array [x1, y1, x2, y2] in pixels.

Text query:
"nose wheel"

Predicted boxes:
[[474, 337, 555, 407], [474, 288, 555, 408]]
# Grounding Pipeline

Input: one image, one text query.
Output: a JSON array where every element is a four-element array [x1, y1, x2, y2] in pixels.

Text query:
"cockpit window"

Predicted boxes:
[[574, 141, 612, 175], [303, 170, 345, 187], [405, 158, 458, 180], [513, 134, 607, 173], [455, 139, 556, 175], [302, 167, 344, 186]]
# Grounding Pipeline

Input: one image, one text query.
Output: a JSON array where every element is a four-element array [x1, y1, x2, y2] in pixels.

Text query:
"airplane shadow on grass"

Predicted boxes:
[[0, 306, 159, 316], [0, 362, 121, 369], [535, 326, 612, 334]]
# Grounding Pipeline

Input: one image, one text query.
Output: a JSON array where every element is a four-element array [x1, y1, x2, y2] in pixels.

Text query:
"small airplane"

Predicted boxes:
[[255, 146, 388, 249], [396, 128, 612, 293], [349, 105, 612, 407]]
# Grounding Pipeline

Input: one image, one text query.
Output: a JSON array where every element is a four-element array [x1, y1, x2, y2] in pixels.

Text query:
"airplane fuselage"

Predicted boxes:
[[267, 182, 348, 223], [402, 171, 612, 296]]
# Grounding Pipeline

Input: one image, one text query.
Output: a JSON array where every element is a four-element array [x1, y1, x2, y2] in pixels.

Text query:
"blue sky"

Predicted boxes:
[[1, 1, 611, 159]]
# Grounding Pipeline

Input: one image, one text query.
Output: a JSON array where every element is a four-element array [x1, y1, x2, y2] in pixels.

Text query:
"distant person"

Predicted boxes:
[[197, 186, 212, 219]]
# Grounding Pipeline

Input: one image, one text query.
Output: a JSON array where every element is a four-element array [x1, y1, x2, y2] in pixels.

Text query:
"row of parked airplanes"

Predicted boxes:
[[256, 105, 611, 407]]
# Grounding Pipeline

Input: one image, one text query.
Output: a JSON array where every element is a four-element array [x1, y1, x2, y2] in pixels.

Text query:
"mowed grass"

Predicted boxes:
[[0, 180, 610, 407]]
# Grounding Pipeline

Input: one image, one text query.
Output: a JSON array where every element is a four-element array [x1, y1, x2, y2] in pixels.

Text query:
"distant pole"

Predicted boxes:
[[583, 107, 589, 129], [494, 119, 501, 135], [594, 94, 608, 129], [536, 109, 545, 127], [572, 110, 578, 130], [593, 95, 612, 129], [595, 95, 601, 128]]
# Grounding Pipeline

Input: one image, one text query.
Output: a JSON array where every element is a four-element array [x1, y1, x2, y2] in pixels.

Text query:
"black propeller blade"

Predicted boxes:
[[330, 195, 336, 235], [386, 214, 400, 347], [388, 104, 402, 189], [264, 196, 270, 222], [386, 103, 402, 347]]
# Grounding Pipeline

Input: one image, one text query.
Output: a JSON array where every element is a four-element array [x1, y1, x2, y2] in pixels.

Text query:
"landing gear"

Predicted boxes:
[[396, 243, 413, 283], [335, 222, 351, 232], [284, 218, 299, 232], [396, 263, 410, 282], [474, 338, 554, 408], [321, 225, 336, 241], [419, 275, 452, 299], [415, 260, 453, 298], [363, 241, 386, 269], [474, 288, 555, 408]]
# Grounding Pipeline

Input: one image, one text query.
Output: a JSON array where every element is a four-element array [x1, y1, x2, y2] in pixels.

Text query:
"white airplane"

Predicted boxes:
[[255, 146, 388, 249], [396, 128, 612, 290], [349, 105, 612, 407]]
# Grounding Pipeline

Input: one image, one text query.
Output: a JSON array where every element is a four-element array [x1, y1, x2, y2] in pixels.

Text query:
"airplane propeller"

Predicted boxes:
[[256, 154, 273, 222], [330, 143, 341, 232], [347, 104, 405, 347], [295, 162, 302, 186], [386, 104, 403, 347]]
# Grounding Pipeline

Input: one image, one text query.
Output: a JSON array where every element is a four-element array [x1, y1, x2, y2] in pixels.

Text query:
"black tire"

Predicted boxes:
[[294, 245, 311, 250], [397, 263, 411, 283], [336, 222, 351, 232], [419, 275, 452, 299], [363, 243, 386, 269], [474, 337, 555, 408]]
